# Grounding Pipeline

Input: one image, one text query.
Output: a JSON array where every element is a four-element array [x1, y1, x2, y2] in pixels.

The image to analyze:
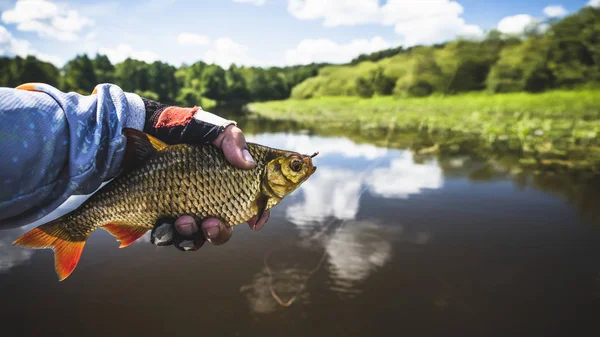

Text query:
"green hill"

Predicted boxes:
[[291, 6, 600, 99]]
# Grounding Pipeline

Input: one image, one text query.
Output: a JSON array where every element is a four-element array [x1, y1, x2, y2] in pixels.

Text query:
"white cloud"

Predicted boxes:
[[587, 0, 600, 7], [177, 32, 210, 46], [233, 0, 266, 5], [0, 24, 10, 43], [497, 14, 537, 35], [203, 37, 250, 67], [543, 5, 568, 17], [84, 31, 97, 41], [285, 36, 391, 65], [288, 0, 380, 26], [0, 24, 62, 65], [76, 2, 121, 17], [287, 0, 483, 46], [381, 0, 483, 46], [1, 0, 93, 41], [99, 43, 159, 64]]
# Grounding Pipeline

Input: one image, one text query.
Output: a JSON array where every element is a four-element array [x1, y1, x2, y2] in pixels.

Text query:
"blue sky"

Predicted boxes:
[[0, 0, 597, 67]]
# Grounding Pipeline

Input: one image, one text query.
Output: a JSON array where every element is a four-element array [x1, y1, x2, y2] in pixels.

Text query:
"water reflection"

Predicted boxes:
[[0, 188, 97, 273], [0, 227, 33, 272], [241, 133, 444, 312], [248, 133, 444, 225], [286, 168, 362, 226], [325, 222, 393, 294], [367, 154, 443, 198]]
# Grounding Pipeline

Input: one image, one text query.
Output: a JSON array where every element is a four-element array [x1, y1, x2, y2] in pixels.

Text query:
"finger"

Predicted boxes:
[[151, 218, 175, 246], [220, 126, 255, 170], [247, 209, 270, 231], [202, 218, 233, 246], [174, 215, 198, 236], [173, 216, 204, 251]]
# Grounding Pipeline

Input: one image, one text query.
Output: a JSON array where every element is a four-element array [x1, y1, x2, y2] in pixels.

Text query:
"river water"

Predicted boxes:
[[1, 122, 599, 337]]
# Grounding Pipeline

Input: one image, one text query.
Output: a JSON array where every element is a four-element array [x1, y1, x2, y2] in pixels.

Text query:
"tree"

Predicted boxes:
[[149, 61, 178, 103], [244, 68, 271, 101], [61, 54, 98, 93], [486, 37, 553, 93], [355, 77, 374, 98], [92, 54, 115, 84], [395, 49, 444, 97], [114, 58, 150, 93], [176, 87, 203, 107], [200, 65, 228, 104], [545, 6, 600, 87], [350, 46, 405, 65], [0, 56, 59, 87], [371, 66, 395, 95], [225, 64, 250, 102], [265, 69, 289, 100]]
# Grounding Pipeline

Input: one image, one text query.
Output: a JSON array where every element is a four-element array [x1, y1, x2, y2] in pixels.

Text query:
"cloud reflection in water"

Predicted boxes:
[[242, 133, 443, 312], [0, 187, 99, 273]]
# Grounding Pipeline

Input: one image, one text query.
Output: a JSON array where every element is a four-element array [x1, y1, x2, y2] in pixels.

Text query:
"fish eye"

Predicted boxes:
[[290, 159, 303, 172]]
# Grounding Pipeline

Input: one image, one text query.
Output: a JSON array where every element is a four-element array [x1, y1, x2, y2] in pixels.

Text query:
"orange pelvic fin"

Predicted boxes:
[[13, 220, 87, 281], [102, 222, 149, 248]]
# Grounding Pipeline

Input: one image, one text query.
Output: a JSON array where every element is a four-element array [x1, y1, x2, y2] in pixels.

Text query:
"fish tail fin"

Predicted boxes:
[[13, 218, 88, 281]]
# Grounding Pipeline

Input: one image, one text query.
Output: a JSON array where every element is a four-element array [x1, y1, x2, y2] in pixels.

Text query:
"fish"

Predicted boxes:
[[13, 128, 318, 281]]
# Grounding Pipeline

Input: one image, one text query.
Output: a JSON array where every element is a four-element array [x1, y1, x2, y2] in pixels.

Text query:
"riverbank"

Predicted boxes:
[[247, 90, 600, 173]]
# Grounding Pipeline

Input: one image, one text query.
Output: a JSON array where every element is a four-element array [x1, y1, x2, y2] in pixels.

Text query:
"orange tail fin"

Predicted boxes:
[[13, 219, 88, 281]]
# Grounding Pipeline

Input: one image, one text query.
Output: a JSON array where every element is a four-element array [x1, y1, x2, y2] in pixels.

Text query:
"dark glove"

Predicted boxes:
[[142, 98, 236, 145]]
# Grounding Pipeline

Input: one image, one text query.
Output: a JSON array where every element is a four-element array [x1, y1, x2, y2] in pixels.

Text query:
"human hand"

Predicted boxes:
[[150, 124, 270, 251]]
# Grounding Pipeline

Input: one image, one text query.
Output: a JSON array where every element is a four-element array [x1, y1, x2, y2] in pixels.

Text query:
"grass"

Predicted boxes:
[[247, 90, 600, 173]]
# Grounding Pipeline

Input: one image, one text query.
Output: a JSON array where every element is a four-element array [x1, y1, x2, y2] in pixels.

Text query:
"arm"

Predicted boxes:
[[0, 83, 264, 239], [0, 83, 146, 229]]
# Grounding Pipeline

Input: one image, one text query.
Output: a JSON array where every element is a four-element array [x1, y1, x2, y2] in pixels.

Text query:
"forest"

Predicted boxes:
[[0, 6, 598, 106]]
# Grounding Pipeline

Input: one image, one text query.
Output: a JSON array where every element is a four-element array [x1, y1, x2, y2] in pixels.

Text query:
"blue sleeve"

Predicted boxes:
[[0, 83, 146, 229]]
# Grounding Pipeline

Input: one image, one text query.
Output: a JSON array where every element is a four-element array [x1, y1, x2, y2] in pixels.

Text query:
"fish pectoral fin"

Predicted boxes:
[[122, 128, 168, 171], [255, 194, 270, 223], [102, 222, 149, 248], [13, 219, 87, 281]]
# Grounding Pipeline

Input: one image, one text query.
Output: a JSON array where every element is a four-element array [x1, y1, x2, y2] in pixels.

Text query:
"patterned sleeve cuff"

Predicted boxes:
[[123, 92, 146, 130]]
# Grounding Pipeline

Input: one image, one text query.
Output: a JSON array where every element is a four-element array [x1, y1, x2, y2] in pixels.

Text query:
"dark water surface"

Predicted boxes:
[[1, 124, 600, 337]]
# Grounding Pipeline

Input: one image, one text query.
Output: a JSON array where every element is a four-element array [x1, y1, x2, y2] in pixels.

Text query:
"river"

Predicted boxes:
[[1, 118, 599, 337]]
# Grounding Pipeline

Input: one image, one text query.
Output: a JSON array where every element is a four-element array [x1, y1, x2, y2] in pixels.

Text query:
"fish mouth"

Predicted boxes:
[[302, 152, 318, 175]]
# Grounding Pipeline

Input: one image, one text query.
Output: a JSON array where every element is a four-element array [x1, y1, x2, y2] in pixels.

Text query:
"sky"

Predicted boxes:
[[0, 0, 598, 68]]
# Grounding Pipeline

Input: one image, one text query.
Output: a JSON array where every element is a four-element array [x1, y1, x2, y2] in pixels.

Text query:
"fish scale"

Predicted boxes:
[[77, 144, 265, 234]]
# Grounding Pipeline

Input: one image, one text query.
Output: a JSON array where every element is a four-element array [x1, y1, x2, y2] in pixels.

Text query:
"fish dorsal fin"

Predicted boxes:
[[122, 128, 168, 171], [102, 222, 149, 248]]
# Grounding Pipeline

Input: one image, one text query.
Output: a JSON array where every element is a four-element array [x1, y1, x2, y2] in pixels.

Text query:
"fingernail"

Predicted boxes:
[[206, 226, 219, 240], [178, 223, 194, 236], [243, 149, 255, 164]]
